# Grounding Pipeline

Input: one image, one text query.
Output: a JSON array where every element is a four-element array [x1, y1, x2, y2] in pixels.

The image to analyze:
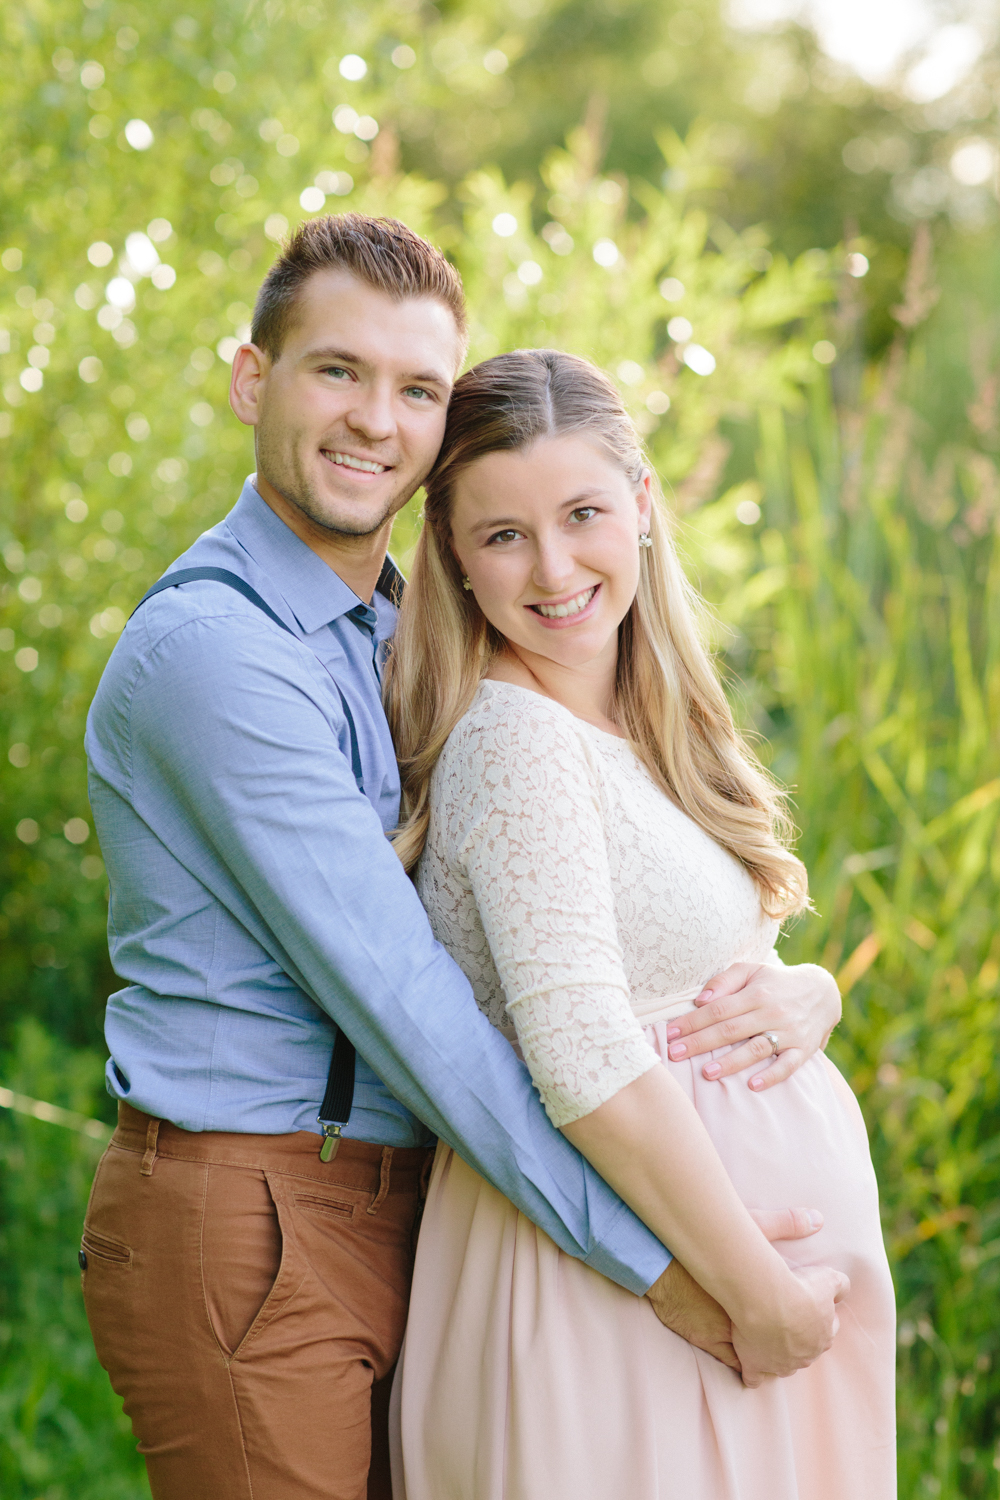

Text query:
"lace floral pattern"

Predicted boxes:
[[417, 679, 779, 1127]]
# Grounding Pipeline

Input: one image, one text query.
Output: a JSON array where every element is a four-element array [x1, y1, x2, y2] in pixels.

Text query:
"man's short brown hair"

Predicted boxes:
[[251, 213, 467, 359]]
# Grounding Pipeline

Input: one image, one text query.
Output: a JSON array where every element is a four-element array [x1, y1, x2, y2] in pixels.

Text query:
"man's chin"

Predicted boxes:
[[300, 486, 403, 540]]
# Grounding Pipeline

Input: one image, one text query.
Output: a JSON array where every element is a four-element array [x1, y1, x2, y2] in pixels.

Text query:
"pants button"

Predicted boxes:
[[78, 1249, 88, 1270]]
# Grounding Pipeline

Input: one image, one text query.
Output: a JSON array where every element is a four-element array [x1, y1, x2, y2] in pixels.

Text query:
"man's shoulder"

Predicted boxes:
[[128, 523, 292, 648], [90, 524, 307, 724]]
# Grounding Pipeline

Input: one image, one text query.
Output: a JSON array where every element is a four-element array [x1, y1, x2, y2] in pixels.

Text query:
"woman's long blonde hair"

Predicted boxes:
[[384, 349, 808, 919]]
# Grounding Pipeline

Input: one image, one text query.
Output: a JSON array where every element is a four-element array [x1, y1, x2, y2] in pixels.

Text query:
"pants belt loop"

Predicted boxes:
[[140, 1117, 161, 1176], [367, 1146, 393, 1215]]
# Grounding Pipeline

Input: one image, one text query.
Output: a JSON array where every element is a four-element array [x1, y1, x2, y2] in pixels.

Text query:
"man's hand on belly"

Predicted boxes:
[[644, 1205, 825, 1374]]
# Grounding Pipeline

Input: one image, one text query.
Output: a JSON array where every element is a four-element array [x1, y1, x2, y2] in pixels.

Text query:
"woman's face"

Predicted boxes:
[[449, 432, 652, 673]]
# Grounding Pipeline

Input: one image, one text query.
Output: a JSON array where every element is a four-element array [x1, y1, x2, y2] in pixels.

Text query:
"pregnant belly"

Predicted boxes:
[[645, 1017, 892, 1304]]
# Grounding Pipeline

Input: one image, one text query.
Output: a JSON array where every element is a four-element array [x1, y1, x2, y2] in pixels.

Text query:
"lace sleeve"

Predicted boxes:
[[436, 697, 661, 1128]]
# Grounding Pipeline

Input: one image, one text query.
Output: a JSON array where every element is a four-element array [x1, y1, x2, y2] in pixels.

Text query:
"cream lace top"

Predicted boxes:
[[417, 679, 780, 1128]]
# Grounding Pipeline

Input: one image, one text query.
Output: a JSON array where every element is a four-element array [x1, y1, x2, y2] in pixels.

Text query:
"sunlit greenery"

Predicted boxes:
[[3, 0, 1000, 1495]]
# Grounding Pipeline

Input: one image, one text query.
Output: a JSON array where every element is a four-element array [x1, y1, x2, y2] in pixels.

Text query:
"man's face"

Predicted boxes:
[[236, 269, 463, 539]]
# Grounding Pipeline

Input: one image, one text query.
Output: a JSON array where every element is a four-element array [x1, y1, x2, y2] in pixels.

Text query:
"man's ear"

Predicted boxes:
[[230, 343, 269, 428]]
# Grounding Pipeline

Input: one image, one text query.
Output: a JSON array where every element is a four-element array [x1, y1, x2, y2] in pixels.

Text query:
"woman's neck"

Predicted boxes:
[[486, 638, 624, 737]]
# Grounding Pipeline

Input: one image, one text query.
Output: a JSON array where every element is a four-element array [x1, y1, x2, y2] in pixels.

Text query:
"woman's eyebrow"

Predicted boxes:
[[469, 489, 609, 533]]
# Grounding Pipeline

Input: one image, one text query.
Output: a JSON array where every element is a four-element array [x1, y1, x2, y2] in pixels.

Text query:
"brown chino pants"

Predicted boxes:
[[81, 1101, 434, 1500]]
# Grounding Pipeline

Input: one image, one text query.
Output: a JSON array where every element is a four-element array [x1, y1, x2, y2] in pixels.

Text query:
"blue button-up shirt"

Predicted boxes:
[[85, 478, 670, 1294]]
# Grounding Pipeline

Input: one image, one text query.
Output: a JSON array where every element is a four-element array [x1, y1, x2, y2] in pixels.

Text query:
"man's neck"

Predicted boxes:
[[253, 473, 390, 604]]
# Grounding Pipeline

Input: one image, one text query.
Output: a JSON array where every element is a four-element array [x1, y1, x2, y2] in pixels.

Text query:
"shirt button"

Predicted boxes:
[[78, 1249, 88, 1270]]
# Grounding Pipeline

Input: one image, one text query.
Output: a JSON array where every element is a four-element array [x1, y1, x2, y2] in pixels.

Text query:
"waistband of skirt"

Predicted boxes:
[[111, 1100, 434, 1178], [631, 987, 704, 1028]]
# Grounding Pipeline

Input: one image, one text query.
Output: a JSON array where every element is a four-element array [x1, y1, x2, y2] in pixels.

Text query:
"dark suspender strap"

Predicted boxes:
[[131, 564, 360, 1157], [376, 554, 406, 608]]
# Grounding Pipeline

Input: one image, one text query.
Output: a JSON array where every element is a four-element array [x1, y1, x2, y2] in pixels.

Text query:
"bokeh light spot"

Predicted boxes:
[[683, 344, 716, 376], [124, 119, 154, 151]]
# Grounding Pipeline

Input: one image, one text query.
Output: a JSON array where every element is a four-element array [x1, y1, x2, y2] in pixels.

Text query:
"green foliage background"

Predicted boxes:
[[2, 0, 1000, 1494]]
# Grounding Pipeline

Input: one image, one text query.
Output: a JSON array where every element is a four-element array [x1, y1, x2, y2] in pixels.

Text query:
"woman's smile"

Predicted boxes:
[[526, 583, 601, 626]]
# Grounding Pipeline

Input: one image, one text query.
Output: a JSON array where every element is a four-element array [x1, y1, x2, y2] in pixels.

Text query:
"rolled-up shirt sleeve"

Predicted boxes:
[[126, 612, 671, 1293]]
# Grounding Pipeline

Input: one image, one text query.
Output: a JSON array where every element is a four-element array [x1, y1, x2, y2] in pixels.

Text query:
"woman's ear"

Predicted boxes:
[[636, 471, 653, 533]]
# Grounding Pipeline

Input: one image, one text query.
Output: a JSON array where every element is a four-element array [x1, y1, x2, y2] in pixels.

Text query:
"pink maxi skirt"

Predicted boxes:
[[390, 1019, 897, 1500]]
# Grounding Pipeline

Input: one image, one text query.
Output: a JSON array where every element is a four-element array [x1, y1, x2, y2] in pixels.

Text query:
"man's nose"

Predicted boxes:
[[344, 384, 397, 444]]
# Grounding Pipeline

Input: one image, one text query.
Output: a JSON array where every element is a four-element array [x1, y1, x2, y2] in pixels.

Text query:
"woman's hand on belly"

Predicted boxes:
[[664, 962, 841, 1092]]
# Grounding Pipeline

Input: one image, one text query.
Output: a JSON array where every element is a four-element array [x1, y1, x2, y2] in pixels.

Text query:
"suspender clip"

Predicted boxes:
[[318, 1120, 343, 1162]]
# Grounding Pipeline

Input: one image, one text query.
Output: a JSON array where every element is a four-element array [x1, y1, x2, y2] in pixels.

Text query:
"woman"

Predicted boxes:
[[384, 350, 895, 1498]]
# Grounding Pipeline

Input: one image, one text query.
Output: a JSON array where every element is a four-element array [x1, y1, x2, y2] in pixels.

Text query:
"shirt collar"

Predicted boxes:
[[226, 477, 401, 638]]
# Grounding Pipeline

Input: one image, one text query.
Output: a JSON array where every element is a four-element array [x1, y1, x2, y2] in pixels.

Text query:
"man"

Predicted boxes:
[[82, 214, 828, 1500]]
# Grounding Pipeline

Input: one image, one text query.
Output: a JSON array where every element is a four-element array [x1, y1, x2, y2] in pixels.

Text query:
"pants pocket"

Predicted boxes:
[[81, 1226, 133, 1269], [227, 1173, 307, 1359]]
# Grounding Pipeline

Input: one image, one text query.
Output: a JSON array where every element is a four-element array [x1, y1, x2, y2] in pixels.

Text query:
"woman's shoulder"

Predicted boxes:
[[433, 680, 601, 797], [430, 680, 606, 845], [445, 678, 593, 757]]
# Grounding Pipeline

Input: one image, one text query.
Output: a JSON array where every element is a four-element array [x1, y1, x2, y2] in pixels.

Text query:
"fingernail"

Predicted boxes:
[[666, 1026, 681, 1040], [703, 1063, 721, 1079], [695, 989, 713, 1005], [808, 1210, 824, 1230], [749, 1076, 764, 1090], [668, 1043, 687, 1059]]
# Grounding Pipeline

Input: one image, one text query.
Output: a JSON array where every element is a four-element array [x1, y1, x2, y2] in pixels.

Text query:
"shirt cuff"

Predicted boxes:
[[581, 1199, 673, 1295]]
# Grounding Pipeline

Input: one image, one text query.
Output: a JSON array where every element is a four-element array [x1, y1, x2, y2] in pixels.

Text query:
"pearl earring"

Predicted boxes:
[[638, 532, 653, 549], [462, 576, 473, 590]]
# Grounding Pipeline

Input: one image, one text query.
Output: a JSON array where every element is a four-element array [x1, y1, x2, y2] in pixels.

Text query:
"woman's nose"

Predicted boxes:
[[531, 540, 576, 593]]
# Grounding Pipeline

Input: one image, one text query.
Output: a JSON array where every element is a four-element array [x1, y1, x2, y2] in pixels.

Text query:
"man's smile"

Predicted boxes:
[[321, 448, 393, 478]]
